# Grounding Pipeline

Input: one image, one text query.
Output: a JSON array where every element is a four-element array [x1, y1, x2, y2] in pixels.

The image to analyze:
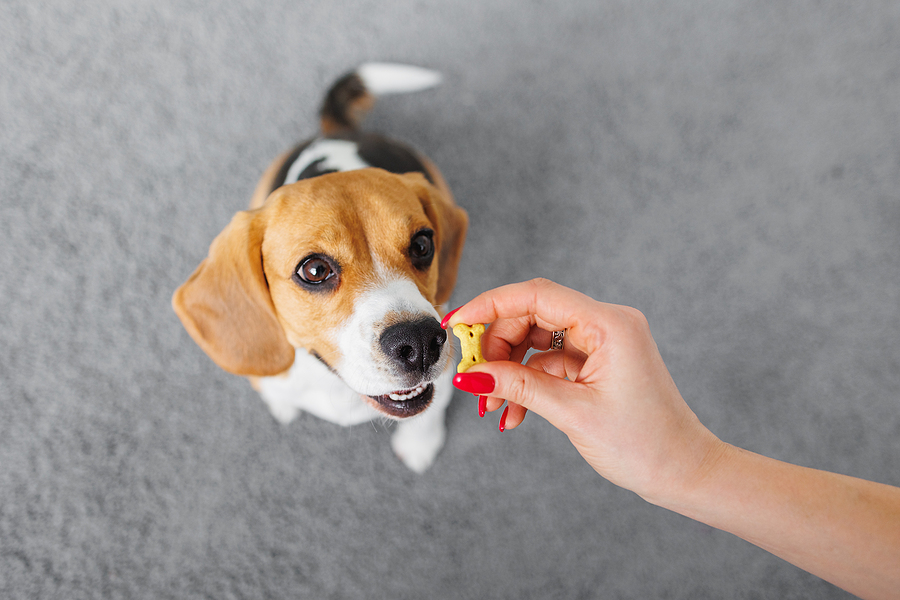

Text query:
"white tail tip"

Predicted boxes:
[[357, 62, 443, 96]]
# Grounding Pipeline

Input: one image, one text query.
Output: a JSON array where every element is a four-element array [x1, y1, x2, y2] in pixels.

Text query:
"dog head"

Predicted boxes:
[[173, 168, 468, 419]]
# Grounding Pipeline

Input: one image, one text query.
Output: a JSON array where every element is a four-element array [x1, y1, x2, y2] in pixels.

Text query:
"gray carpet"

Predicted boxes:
[[2, 1, 898, 598]]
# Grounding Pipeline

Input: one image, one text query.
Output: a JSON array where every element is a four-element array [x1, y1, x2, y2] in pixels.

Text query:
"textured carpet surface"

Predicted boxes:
[[2, 1, 899, 598]]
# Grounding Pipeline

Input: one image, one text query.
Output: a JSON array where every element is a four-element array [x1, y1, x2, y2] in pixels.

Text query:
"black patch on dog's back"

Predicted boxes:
[[355, 134, 432, 183], [270, 140, 314, 195], [296, 158, 340, 180]]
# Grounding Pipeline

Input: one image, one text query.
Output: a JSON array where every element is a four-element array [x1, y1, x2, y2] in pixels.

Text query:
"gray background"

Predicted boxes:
[[2, 1, 898, 598]]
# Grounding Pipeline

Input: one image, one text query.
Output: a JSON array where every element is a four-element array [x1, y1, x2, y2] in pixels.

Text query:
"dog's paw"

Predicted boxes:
[[391, 421, 446, 474]]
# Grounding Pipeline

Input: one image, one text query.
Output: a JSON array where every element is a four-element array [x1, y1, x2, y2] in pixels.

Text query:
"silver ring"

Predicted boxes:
[[550, 330, 566, 351]]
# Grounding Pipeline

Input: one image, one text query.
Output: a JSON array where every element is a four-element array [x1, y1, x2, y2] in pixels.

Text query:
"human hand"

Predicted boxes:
[[444, 278, 724, 503]]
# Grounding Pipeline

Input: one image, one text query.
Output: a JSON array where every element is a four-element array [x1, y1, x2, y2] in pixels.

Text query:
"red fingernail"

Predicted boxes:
[[453, 372, 495, 395], [478, 395, 487, 418], [440, 307, 460, 329], [499, 406, 509, 432]]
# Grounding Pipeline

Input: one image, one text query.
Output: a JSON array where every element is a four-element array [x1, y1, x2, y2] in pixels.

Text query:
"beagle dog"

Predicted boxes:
[[173, 63, 468, 472]]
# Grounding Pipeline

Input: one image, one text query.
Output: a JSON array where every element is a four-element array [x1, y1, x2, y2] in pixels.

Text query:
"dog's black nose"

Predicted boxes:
[[379, 317, 446, 374]]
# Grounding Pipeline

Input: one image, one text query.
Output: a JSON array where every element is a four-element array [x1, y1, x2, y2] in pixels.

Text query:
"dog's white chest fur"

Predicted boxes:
[[257, 350, 453, 473], [257, 350, 380, 426]]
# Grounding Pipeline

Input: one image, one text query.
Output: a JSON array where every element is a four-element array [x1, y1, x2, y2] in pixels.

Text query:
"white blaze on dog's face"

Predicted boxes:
[[259, 169, 462, 418]]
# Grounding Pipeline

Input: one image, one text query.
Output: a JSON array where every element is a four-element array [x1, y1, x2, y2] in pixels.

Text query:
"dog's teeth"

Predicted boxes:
[[388, 385, 425, 402]]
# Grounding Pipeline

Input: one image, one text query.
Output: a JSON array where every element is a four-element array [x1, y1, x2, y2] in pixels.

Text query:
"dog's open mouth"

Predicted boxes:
[[367, 383, 434, 418]]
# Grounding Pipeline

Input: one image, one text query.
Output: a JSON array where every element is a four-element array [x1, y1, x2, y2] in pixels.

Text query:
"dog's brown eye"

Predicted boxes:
[[409, 230, 435, 269], [302, 259, 331, 282], [294, 254, 340, 290]]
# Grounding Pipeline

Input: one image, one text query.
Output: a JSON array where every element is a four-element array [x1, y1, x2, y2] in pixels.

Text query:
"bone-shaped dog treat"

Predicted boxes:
[[452, 323, 487, 373]]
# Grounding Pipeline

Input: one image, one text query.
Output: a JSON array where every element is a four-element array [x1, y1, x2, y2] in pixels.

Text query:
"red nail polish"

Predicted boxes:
[[478, 395, 487, 418], [499, 406, 509, 432], [440, 307, 460, 329], [452, 372, 495, 395]]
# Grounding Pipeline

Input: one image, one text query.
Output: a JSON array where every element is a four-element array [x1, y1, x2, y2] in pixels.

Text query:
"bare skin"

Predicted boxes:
[[447, 278, 900, 600]]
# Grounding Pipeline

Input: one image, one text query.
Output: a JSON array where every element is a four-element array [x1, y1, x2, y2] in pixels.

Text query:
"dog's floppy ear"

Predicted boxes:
[[400, 172, 469, 306], [172, 210, 295, 376]]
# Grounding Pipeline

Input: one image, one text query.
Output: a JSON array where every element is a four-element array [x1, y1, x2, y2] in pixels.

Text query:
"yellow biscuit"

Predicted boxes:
[[452, 323, 487, 373]]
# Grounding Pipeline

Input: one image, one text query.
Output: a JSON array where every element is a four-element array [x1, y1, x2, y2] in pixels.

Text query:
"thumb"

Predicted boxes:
[[453, 360, 576, 424]]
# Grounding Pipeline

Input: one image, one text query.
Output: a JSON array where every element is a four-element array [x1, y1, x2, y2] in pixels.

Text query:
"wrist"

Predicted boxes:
[[640, 432, 734, 512]]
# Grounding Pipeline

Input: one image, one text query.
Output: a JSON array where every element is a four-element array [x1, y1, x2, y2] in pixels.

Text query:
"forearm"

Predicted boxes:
[[655, 443, 900, 600]]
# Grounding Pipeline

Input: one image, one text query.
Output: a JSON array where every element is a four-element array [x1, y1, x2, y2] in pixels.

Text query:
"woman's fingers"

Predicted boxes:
[[525, 349, 571, 380], [496, 349, 586, 430], [500, 402, 528, 431], [446, 278, 612, 358], [447, 278, 592, 330], [446, 279, 626, 432], [453, 358, 584, 430], [460, 328, 590, 427]]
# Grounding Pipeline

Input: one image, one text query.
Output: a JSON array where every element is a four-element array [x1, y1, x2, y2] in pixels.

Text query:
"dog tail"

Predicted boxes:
[[320, 63, 442, 135]]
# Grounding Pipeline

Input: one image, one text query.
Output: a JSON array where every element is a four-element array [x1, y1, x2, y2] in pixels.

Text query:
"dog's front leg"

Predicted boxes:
[[391, 368, 454, 473]]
